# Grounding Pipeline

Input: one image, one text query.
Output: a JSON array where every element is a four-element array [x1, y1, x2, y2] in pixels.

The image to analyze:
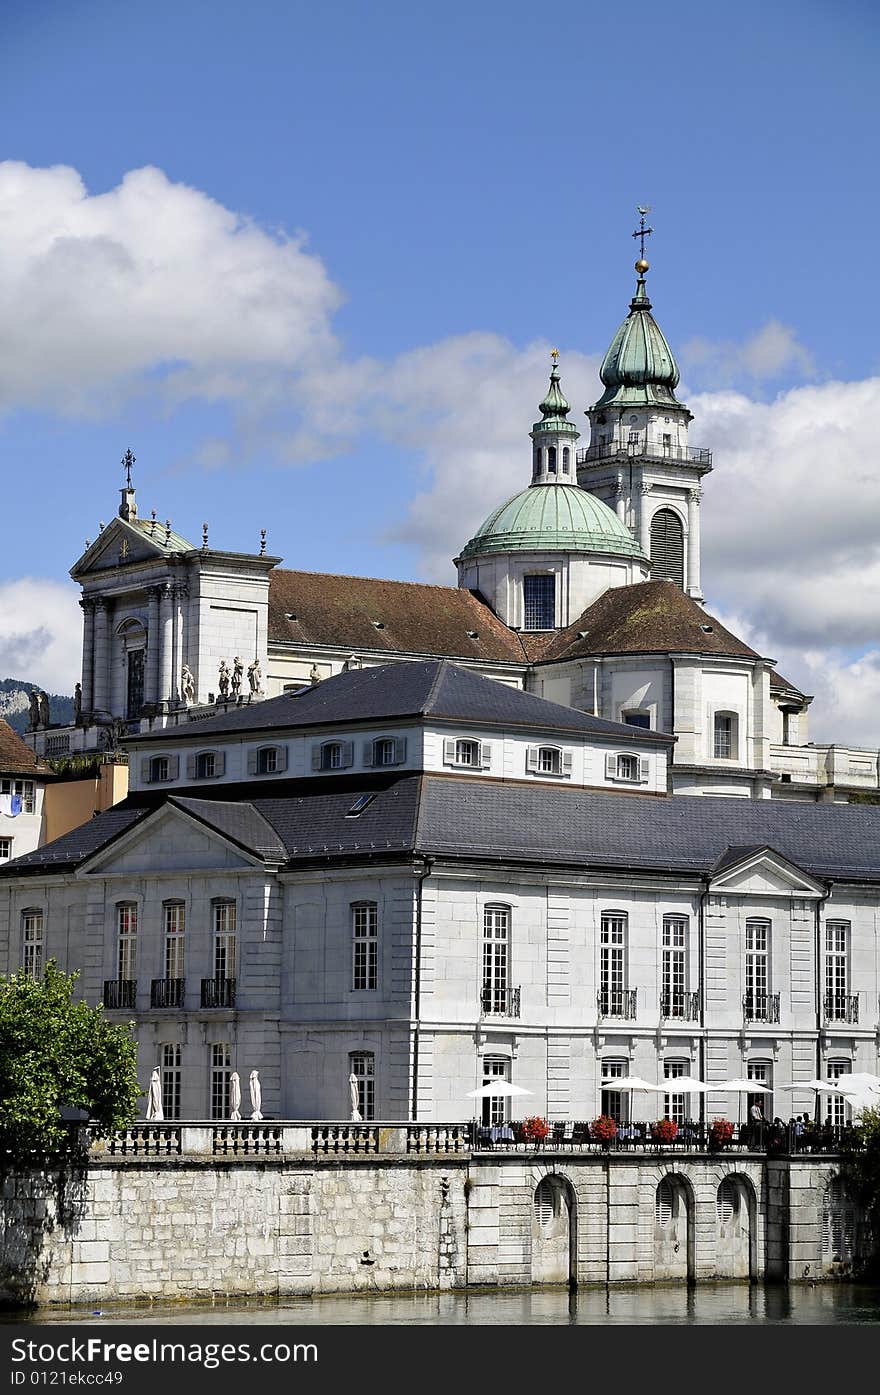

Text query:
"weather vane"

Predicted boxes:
[[632, 206, 654, 262], [122, 447, 136, 489]]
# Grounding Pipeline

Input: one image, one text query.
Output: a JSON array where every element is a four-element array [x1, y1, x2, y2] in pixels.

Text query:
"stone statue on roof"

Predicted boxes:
[[73, 682, 82, 723], [247, 658, 263, 695], [28, 690, 40, 730], [38, 691, 50, 727], [218, 660, 230, 699], [310, 664, 322, 685], [231, 656, 243, 698], [181, 664, 196, 706]]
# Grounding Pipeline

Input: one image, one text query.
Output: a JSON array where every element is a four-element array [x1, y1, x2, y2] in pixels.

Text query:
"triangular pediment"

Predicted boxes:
[[71, 516, 194, 578], [709, 845, 825, 898], [78, 804, 262, 876]]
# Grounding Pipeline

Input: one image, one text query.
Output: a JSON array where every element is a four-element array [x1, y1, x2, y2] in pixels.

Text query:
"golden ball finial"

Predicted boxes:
[[635, 258, 650, 274]]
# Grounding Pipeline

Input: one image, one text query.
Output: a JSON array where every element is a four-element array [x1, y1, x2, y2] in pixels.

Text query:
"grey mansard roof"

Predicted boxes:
[[132, 659, 674, 746], [4, 772, 880, 883]]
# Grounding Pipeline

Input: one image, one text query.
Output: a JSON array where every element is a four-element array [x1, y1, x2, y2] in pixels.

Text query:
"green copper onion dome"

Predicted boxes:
[[593, 266, 683, 410], [457, 483, 646, 561], [532, 356, 579, 438]]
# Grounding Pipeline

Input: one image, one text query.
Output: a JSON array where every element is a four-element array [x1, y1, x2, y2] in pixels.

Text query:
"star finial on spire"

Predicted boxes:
[[550, 347, 560, 365], [122, 447, 136, 489]]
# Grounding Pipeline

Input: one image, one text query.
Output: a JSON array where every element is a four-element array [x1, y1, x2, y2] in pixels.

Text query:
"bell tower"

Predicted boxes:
[[577, 212, 711, 600]]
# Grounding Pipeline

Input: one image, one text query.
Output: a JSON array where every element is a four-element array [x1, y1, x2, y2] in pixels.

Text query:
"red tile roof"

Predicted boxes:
[[268, 570, 529, 664], [0, 721, 52, 776]]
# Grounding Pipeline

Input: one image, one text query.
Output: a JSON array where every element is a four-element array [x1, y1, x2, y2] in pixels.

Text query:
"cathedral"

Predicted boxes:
[[24, 250, 879, 802], [3, 245, 879, 1128]]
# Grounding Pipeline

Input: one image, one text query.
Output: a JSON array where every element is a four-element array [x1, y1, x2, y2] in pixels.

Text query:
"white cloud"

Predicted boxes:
[[0, 579, 82, 693], [0, 162, 342, 415], [681, 319, 815, 389]]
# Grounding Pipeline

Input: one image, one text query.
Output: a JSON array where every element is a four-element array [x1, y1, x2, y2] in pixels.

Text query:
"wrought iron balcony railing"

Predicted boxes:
[[200, 976, 236, 1009], [598, 988, 637, 1021], [576, 442, 713, 468], [659, 990, 700, 1021], [103, 979, 136, 1009], [150, 978, 185, 1009], [743, 991, 780, 1023], [823, 993, 859, 1024], [480, 985, 521, 1018]]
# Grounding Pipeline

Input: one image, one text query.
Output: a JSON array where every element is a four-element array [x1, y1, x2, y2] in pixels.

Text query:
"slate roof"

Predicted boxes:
[[539, 580, 763, 663], [133, 659, 674, 745], [0, 720, 52, 777], [769, 669, 811, 702], [413, 778, 880, 882], [5, 769, 880, 883], [268, 569, 527, 663]]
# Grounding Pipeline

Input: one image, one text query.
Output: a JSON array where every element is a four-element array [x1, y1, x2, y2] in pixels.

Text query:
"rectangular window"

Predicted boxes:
[[150, 757, 170, 783], [617, 754, 639, 781], [661, 917, 688, 1017], [664, 1061, 687, 1124], [0, 837, 11, 861], [826, 1060, 851, 1128], [482, 905, 510, 1014], [164, 902, 186, 980], [600, 913, 627, 1016], [258, 747, 278, 774], [714, 714, 736, 759], [747, 1061, 772, 1124], [350, 1052, 375, 1122], [352, 903, 378, 991], [117, 903, 137, 980], [825, 923, 849, 1019], [745, 919, 769, 1016], [210, 1043, 231, 1120], [623, 712, 651, 729], [601, 1060, 628, 1124], [213, 902, 236, 979], [523, 574, 555, 631], [22, 910, 44, 978], [161, 1044, 182, 1120], [480, 1055, 509, 1127], [2, 779, 35, 814]]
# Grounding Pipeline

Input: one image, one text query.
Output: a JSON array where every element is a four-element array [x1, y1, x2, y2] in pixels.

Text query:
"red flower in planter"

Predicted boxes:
[[521, 1116, 550, 1143], [709, 1118, 734, 1149], [652, 1117, 678, 1144], [591, 1114, 618, 1145]]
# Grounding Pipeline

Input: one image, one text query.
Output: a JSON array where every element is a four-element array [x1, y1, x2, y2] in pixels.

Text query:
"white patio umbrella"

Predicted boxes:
[[465, 1081, 534, 1099], [229, 1071, 242, 1121], [777, 1079, 845, 1093], [659, 1075, 709, 1093], [717, 1077, 769, 1126], [349, 1072, 362, 1122], [835, 1072, 880, 1114], [249, 1070, 263, 1121], [146, 1067, 163, 1121]]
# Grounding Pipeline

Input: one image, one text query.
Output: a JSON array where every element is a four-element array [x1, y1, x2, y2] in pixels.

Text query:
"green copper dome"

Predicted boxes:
[[593, 275, 683, 410], [457, 483, 646, 561]]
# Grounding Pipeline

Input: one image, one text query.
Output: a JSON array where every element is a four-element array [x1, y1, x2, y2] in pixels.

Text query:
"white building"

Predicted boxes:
[[0, 720, 50, 866], [2, 660, 877, 1126], [25, 255, 876, 803]]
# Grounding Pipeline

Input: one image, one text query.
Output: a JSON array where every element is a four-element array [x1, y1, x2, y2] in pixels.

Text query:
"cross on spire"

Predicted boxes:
[[122, 447, 136, 489], [632, 206, 653, 260]]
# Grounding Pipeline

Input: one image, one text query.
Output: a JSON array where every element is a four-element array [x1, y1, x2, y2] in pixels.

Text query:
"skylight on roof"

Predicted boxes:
[[346, 793, 377, 817]]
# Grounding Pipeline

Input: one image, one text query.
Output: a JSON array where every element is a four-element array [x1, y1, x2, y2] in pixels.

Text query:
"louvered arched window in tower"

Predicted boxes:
[[650, 508, 684, 587]]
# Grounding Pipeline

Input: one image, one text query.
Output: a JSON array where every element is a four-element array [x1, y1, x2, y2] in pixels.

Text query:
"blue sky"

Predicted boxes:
[[1, 0, 879, 739]]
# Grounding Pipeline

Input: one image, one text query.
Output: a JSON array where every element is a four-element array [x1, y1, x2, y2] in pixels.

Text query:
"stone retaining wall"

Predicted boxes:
[[0, 1150, 859, 1308]]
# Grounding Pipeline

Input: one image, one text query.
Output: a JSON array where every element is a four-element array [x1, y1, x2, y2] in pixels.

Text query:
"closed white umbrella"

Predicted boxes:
[[349, 1072, 362, 1122], [146, 1067, 163, 1121], [229, 1071, 242, 1121], [465, 1081, 534, 1099], [249, 1070, 263, 1120]]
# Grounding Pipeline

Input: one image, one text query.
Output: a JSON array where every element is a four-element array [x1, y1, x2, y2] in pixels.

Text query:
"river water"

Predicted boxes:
[[6, 1283, 880, 1325]]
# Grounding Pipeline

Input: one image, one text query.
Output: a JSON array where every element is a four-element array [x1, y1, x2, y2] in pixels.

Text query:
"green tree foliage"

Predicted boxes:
[[839, 1106, 880, 1273], [0, 960, 140, 1161]]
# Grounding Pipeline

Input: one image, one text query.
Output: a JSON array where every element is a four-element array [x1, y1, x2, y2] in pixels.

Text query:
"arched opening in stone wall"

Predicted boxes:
[[715, 1173, 757, 1280], [653, 1174, 694, 1284], [822, 1176, 857, 1272], [531, 1174, 577, 1289]]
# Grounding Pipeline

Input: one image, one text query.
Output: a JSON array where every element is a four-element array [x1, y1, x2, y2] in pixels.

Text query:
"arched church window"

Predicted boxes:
[[650, 508, 684, 588], [533, 449, 541, 478], [562, 447, 570, 473], [547, 446, 557, 473]]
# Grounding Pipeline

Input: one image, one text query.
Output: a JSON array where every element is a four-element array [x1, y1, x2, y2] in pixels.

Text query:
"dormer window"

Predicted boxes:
[[312, 740, 354, 772], [526, 745, 572, 778], [443, 737, 491, 770], [364, 736, 406, 767], [605, 752, 649, 784], [148, 756, 169, 783], [186, 750, 225, 780]]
